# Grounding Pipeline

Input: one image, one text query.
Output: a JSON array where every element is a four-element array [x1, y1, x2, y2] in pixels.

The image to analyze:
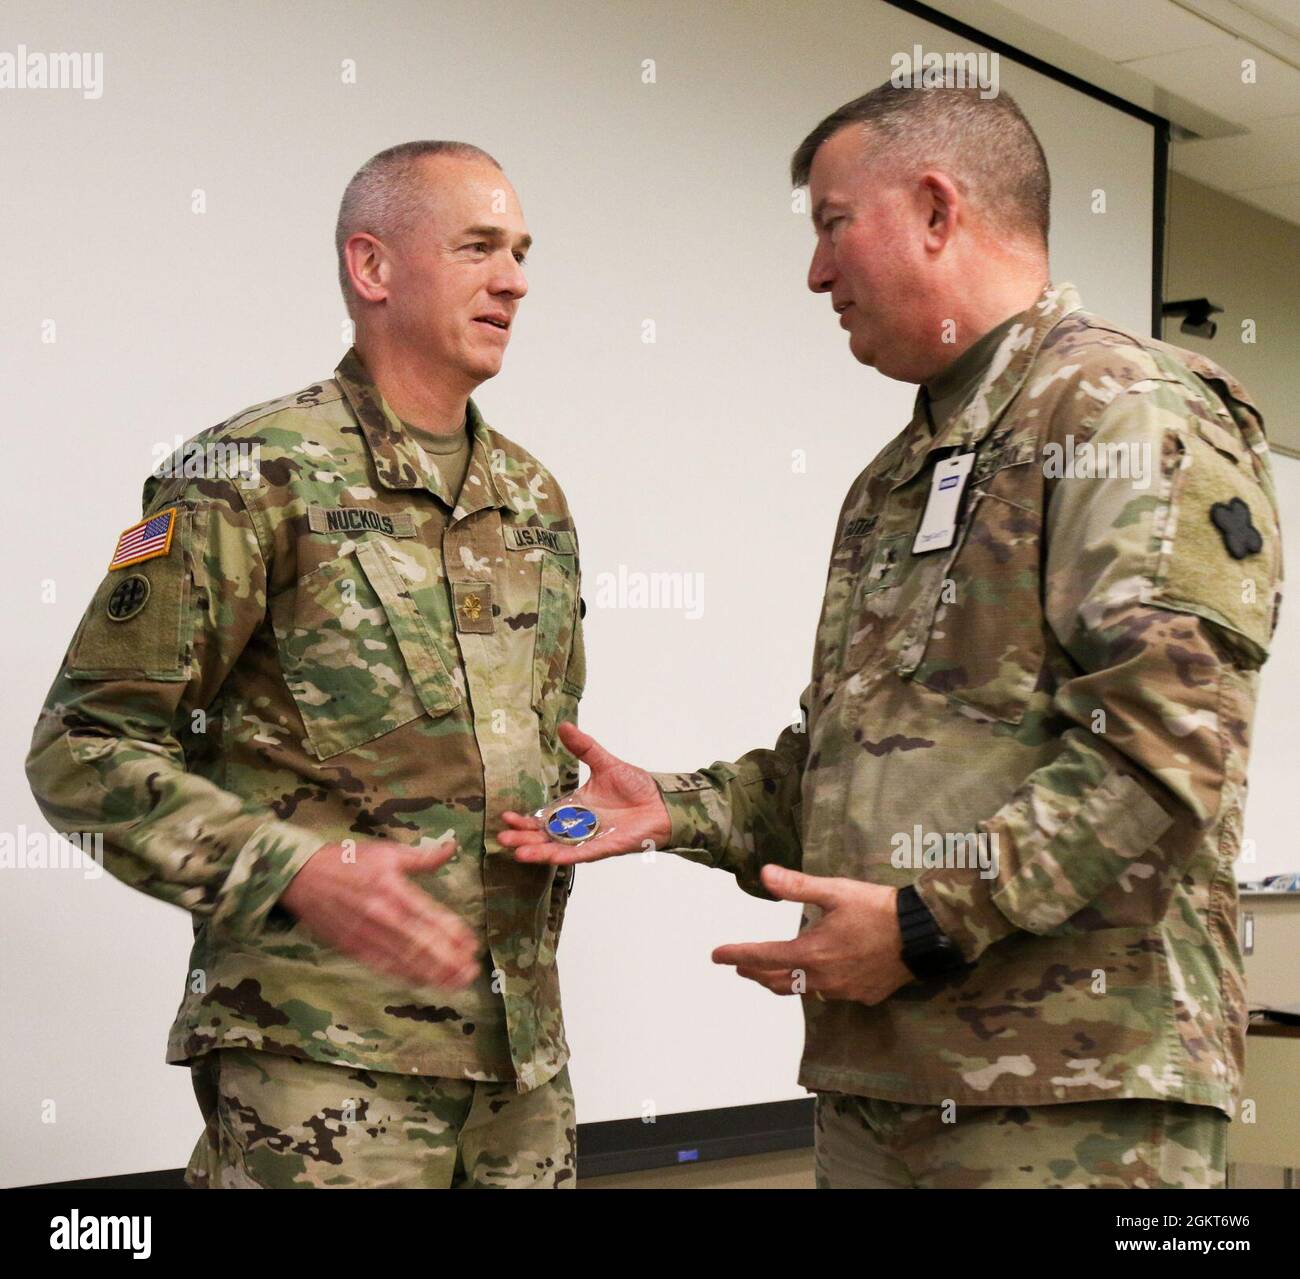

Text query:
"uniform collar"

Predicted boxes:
[[334, 346, 520, 516], [891, 281, 1084, 488]]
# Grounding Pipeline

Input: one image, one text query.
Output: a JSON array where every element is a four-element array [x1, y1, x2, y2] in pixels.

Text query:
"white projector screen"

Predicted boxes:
[[1, 0, 1157, 1184]]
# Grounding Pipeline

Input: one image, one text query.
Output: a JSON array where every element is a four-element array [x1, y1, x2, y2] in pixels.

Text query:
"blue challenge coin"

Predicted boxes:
[[545, 804, 599, 844]]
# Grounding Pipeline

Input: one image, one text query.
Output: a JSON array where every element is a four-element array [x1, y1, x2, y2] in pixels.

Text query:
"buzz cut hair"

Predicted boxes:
[[790, 80, 1051, 246], [335, 140, 502, 308]]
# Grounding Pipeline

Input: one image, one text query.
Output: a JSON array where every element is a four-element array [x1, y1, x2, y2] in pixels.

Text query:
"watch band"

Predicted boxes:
[[897, 884, 969, 980]]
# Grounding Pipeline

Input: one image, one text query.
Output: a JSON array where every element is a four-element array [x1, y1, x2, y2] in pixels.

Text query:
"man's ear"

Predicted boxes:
[[919, 171, 960, 249], [345, 232, 389, 306]]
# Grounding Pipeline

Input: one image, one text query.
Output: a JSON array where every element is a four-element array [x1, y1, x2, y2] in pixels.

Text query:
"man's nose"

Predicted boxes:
[[492, 253, 528, 300], [807, 241, 835, 294]]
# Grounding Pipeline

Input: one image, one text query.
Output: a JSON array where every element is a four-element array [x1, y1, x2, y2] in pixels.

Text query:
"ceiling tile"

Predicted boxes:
[[1233, 0, 1300, 41], [990, 0, 1231, 62], [1125, 41, 1300, 122], [1172, 112, 1300, 187]]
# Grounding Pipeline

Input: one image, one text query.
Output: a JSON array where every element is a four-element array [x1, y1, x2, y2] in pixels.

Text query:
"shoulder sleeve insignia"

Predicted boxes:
[[106, 573, 151, 621], [1210, 497, 1263, 560], [108, 508, 177, 570]]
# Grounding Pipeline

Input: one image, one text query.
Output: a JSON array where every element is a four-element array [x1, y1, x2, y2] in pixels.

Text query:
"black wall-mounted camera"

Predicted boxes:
[[1162, 297, 1224, 340]]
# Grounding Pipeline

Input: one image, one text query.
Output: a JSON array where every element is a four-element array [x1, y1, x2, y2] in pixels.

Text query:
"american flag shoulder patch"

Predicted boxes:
[[108, 508, 178, 571]]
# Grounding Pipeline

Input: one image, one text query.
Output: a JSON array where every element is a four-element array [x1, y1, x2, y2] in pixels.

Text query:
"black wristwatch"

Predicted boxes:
[[896, 885, 969, 980]]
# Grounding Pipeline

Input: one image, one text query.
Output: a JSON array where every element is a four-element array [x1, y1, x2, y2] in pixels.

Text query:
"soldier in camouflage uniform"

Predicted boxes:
[[501, 86, 1282, 1187], [26, 142, 585, 1188]]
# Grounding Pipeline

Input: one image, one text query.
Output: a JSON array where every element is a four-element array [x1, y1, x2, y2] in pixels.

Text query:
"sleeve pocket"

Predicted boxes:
[[67, 505, 197, 682], [1147, 429, 1280, 667]]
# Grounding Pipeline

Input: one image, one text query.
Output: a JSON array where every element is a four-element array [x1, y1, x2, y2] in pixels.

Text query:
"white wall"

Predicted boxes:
[[0, 0, 1155, 1184], [1165, 172, 1300, 456], [1241, 454, 1300, 881]]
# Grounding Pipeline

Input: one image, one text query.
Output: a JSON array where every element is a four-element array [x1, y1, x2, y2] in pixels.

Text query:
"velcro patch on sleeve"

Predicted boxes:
[[503, 525, 576, 555], [71, 505, 196, 680], [108, 507, 177, 570], [1151, 429, 1280, 663]]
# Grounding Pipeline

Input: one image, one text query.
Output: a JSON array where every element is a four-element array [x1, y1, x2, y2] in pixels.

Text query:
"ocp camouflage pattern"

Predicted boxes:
[[26, 348, 586, 1092], [814, 1091, 1226, 1188], [654, 282, 1282, 1116], [187, 1049, 576, 1188]]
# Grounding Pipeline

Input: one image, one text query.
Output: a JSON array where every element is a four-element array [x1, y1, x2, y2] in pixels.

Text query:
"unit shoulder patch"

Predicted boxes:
[[1209, 497, 1262, 560], [106, 574, 151, 621]]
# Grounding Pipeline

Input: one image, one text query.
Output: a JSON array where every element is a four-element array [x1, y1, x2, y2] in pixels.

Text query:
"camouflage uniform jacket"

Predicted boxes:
[[653, 283, 1282, 1115], [26, 348, 586, 1092]]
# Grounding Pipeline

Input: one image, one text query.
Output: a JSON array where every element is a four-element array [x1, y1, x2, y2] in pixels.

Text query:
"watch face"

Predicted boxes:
[[904, 938, 968, 981], [544, 804, 599, 845]]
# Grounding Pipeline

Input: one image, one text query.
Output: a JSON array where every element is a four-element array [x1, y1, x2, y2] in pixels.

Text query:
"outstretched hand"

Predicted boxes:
[[713, 865, 912, 1006], [500, 722, 673, 865]]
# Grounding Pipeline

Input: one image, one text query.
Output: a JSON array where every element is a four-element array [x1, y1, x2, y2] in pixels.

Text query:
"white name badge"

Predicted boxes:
[[912, 452, 976, 554]]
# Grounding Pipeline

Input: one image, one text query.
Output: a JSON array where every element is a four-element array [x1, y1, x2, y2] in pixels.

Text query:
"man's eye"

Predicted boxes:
[[513, 251, 528, 265], [465, 242, 490, 253]]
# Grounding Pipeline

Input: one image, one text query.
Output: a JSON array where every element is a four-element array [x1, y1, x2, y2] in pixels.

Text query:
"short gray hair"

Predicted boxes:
[[335, 140, 502, 307], [790, 81, 1050, 246]]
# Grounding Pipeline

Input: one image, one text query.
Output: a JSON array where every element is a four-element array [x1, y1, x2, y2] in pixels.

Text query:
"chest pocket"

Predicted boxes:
[[275, 540, 462, 760], [900, 440, 1045, 724], [837, 532, 912, 675], [815, 528, 867, 685]]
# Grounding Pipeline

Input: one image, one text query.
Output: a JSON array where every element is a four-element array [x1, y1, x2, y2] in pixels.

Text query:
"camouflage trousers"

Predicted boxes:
[[184, 1048, 576, 1188], [814, 1094, 1227, 1189]]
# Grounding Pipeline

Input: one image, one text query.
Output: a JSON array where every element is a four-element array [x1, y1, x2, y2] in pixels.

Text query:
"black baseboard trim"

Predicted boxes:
[[22, 1169, 188, 1191], [578, 1098, 814, 1180], [19, 1098, 814, 1189]]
